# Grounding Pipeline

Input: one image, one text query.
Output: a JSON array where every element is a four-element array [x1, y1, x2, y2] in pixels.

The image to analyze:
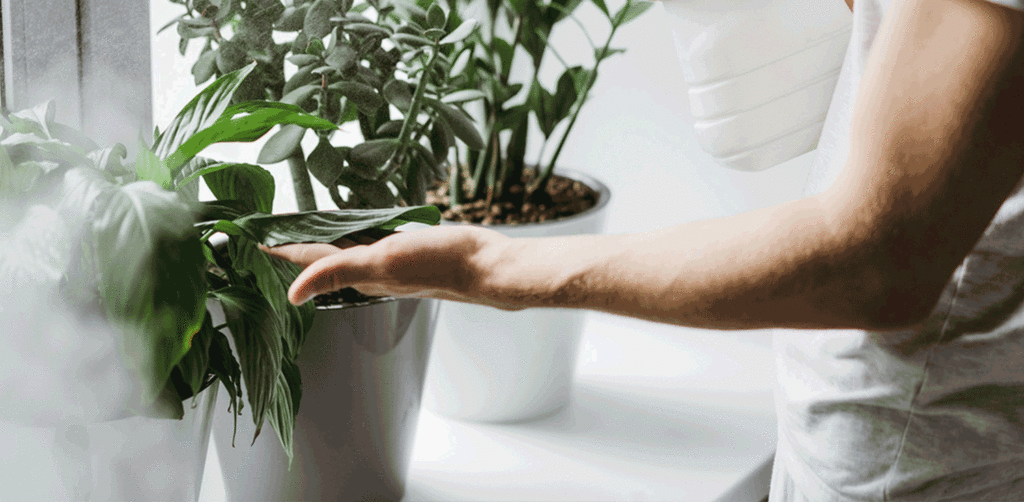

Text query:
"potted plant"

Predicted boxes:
[[161, 0, 482, 498], [0, 99, 221, 501], [0, 55, 444, 498], [416, 0, 652, 422]]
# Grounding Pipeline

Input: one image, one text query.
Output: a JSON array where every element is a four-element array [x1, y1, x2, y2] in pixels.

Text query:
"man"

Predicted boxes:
[[265, 0, 1024, 499]]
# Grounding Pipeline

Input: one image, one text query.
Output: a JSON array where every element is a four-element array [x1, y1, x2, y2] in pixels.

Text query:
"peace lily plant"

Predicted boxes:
[[0, 59, 443, 464]]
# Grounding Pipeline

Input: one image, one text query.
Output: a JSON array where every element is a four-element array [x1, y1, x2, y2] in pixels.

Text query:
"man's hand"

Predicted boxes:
[[262, 225, 510, 307]]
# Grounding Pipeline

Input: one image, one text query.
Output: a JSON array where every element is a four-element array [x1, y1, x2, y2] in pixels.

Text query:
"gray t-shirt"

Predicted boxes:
[[771, 0, 1024, 500]]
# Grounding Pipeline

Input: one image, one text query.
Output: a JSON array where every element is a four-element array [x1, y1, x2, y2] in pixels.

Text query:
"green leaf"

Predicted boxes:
[[382, 79, 413, 111], [282, 64, 317, 96], [175, 313, 215, 398], [345, 22, 393, 37], [154, 62, 258, 161], [591, 0, 610, 17], [426, 3, 446, 29], [613, 0, 653, 26], [324, 44, 358, 72], [328, 81, 382, 116], [349, 138, 399, 174], [174, 156, 223, 201], [598, 47, 627, 61], [267, 359, 302, 466], [304, 0, 335, 39], [552, 67, 579, 122], [87, 144, 128, 174], [392, 33, 433, 48], [439, 19, 478, 45], [192, 49, 219, 85], [208, 328, 243, 446], [204, 163, 275, 214], [448, 48, 472, 78], [423, 98, 485, 150], [374, 120, 404, 138], [9, 101, 56, 138], [276, 5, 308, 31], [257, 124, 306, 164], [165, 101, 336, 174], [62, 168, 206, 408], [234, 206, 442, 247], [305, 136, 348, 186], [229, 238, 313, 360], [492, 38, 515, 78], [440, 89, 486, 104], [280, 84, 320, 107], [135, 141, 172, 189], [216, 41, 248, 75], [423, 28, 446, 40], [214, 285, 284, 443], [430, 120, 454, 164], [286, 54, 319, 67]]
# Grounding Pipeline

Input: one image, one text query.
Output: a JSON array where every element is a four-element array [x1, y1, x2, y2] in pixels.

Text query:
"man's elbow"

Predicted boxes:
[[846, 271, 948, 331]]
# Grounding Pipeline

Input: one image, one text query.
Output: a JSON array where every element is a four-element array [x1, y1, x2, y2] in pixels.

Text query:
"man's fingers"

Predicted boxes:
[[287, 249, 378, 305], [260, 242, 343, 268]]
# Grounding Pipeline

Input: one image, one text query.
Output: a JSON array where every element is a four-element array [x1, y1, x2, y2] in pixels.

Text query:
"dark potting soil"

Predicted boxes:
[[427, 170, 599, 225]]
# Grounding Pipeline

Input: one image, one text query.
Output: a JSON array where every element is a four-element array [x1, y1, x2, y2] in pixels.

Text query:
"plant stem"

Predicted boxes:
[[287, 151, 318, 211], [537, 27, 618, 192]]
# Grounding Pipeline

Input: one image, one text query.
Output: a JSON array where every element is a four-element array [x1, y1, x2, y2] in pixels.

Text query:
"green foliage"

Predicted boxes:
[[444, 0, 653, 205], [0, 62, 441, 461], [164, 0, 486, 212]]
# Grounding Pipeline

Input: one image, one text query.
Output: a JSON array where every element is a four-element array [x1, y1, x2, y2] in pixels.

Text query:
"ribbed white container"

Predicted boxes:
[[663, 0, 852, 171]]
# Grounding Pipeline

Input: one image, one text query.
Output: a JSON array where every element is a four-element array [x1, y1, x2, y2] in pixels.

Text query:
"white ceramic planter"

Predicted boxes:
[[0, 386, 218, 501], [213, 297, 439, 501], [422, 169, 611, 423]]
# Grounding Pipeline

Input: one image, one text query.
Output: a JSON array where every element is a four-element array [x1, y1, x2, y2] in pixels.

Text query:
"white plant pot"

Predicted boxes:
[[423, 169, 611, 423], [213, 297, 439, 501], [0, 386, 218, 501]]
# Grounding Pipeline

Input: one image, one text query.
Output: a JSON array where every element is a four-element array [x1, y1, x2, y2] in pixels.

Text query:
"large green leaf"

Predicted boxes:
[[60, 168, 207, 408], [213, 285, 284, 443], [154, 63, 258, 161], [229, 238, 313, 360], [233, 205, 441, 247], [165, 101, 336, 173], [203, 163, 276, 214]]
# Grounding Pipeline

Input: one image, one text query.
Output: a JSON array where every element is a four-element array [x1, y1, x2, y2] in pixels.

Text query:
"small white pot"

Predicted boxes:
[[423, 169, 611, 423], [0, 386, 218, 501]]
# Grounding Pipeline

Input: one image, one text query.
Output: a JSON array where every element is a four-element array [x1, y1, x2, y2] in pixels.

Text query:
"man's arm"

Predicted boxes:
[[267, 0, 1024, 331]]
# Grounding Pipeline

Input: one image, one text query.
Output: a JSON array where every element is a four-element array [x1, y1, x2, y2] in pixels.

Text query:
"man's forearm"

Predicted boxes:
[[473, 194, 919, 331]]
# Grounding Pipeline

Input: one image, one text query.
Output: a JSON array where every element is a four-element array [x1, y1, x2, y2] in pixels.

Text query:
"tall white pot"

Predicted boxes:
[[213, 297, 439, 501], [423, 169, 611, 422], [0, 386, 219, 501]]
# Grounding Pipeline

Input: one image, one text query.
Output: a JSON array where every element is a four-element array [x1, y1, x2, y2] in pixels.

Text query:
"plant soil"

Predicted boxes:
[[427, 169, 599, 225]]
